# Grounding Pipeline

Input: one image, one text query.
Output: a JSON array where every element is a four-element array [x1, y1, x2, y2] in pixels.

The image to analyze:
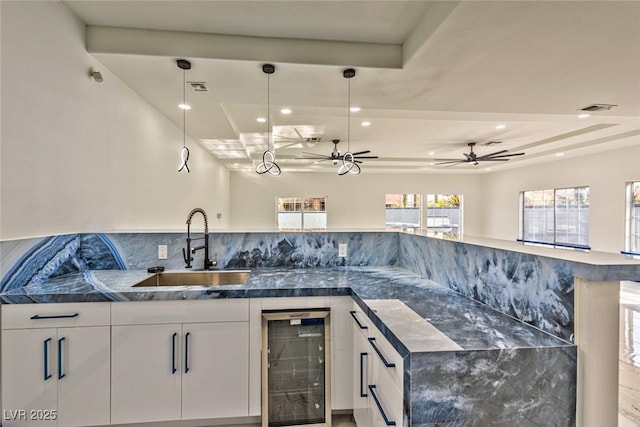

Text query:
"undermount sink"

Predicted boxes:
[[133, 270, 251, 287]]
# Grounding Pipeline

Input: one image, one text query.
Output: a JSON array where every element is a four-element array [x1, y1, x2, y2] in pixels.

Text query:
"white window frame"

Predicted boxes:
[[624, 181, 640, 256], [425, 194, 463, 237], [520, 186, 590, 250], [276, 196, 327, 230], [384, 193, 422, 229]]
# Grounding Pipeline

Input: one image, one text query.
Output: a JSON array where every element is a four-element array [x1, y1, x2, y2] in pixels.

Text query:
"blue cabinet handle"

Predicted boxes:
[[349, 310, 368, 330], [368, 337, 395, 368], [57, 337, 66, 380], [359, 352, 368, 398], [171, 333, 178, 374], [43, 338, 52, 381], [368, 385, 396, 426], [31, 313, 79, 320], [184, 332, 190, 374]]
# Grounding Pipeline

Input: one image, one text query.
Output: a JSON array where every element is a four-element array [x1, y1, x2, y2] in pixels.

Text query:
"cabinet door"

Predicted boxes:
[[181, 322, 249, 420], [57, 326, 110, 427], [331, 297, 354, 410], [111, 324, 182, 424], [2, 329, 58, 427], [351, 312, 372, 427]]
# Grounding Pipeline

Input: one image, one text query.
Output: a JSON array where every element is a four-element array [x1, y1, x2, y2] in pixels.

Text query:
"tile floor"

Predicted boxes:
[[620, 281, 640, 427]]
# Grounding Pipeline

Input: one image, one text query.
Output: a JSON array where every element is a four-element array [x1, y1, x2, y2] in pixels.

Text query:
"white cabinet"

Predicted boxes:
[[1, 303, 110, 427], [350, 302, 404, 427], [330, 296, 354, 410], [110, 300, 250, 424], [350, 303, 373, 427]]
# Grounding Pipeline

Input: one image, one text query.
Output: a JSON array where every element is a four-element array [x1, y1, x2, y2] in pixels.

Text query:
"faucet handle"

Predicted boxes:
[[182, 247, 193, 268]]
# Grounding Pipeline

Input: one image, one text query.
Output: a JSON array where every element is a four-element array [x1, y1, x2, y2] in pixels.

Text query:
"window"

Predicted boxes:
[[521, 186, 590, 249], [277, 196, 327, 230], [426, 194, 462, 237], [625, 181, 640, 255], [385, 194, 421, 229]]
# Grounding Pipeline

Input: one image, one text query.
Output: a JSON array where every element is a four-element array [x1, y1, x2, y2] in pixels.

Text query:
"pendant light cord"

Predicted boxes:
[[347, 77, 351, 153], [182, 68, 186, 149], [267, 72, 271, 151]]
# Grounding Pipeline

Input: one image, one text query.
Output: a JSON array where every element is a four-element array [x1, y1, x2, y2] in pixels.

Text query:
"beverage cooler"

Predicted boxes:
[[262, 309, 331, 427]]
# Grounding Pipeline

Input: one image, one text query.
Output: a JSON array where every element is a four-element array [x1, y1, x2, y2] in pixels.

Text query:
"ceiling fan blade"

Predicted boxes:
[[484, 152, 525, 159], [351, 150, 371, 156], [433, 158, 463, 162], [434, 160, 466, 166], [477, 149, 509, 159], [479, 158, 510, 162], [301, 152, 329, 157], [353, 155, 378, 159]]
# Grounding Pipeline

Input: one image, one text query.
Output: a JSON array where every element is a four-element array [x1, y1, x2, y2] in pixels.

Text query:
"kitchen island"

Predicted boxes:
[[1, 265, 575, 426]]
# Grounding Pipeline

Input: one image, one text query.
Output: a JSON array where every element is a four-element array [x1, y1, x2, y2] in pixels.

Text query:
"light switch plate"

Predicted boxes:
[[338, 243, 348, 257], [158, 245, 168, 260]]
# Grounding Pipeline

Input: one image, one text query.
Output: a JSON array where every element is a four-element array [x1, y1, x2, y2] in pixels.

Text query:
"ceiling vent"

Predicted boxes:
[[305, 137, 322, 143], [188, 81, 208, 92], [579, 103, 617, 112]]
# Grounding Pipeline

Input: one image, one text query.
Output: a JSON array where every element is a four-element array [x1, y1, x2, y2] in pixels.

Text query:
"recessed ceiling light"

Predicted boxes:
[[256, 117, 266, 123], [178, 103, 191, 110], [578, 113, 590, 119], [555, 152, 565, 157], [495, 124, 506, 130], [361, 121, 371, 127], [280, 108, 292, 115], [350, 106, 361, 113]]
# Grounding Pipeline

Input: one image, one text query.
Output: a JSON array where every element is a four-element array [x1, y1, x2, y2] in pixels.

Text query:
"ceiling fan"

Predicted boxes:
[[298, 139, 378, 168], [433, 142, 524, 166]]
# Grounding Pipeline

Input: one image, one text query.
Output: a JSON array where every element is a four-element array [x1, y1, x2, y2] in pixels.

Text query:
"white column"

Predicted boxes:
[[574, 278, 620, 427]]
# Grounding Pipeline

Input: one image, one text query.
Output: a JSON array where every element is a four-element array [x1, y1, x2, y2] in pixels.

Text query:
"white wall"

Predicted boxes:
[[229, 171, 485, 234], [482, 144, 640, 253], [0, 1, 229, 240]]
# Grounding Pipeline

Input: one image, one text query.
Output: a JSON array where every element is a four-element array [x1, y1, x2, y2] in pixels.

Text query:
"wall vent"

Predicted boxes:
[[579, 103, 617, 112], [188, 82, 208, 92]]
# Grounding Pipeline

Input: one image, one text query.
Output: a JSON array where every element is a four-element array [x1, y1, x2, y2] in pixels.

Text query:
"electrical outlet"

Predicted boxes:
[[158, 245, 168, 260], [338, 243, 348, 257]]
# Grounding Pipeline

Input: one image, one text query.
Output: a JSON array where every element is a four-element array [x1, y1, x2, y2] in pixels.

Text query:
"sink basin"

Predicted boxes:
[[133, 270, 251, 287]]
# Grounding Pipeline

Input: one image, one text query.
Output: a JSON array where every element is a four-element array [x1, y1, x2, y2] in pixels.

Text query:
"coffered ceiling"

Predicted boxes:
[[64, 0, 640, 173]]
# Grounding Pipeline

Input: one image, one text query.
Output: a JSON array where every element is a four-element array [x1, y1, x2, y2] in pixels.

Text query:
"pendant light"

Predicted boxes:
[[256, 63, 281, 176], [338, 68, 361, 176], [177, 59, 191, 173]]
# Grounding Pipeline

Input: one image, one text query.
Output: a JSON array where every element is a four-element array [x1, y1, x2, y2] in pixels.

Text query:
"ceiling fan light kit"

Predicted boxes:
[[255, 63, 281, 176]]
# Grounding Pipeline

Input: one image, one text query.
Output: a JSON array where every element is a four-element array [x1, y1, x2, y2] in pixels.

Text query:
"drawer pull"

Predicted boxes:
[[184, 332, 190, 374], [349, 310, 368, 330], [171, 333, 178, 374], [359, 352, 368, 398], [368, 385, 397, 426], [31, 313, 79, 320], [43, 338, 52, 381], [58, 337, 66, 380], [368, 337, 395, 368]]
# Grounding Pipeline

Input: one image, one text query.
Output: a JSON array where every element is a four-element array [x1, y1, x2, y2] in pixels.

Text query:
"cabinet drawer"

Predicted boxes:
[[369, 327, 404, 392], [2, 302, 110, 329], [349, 303, 372, 339], [111, 299, 249, 325], [370, 363, 403, 427]]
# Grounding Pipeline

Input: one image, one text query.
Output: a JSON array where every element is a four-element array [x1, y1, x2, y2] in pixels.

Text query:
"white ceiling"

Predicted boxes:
[[64, 0, 640, 174]]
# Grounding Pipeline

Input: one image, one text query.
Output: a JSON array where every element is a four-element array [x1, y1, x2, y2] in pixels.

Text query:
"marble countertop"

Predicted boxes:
[[0, 266, 571, 353]]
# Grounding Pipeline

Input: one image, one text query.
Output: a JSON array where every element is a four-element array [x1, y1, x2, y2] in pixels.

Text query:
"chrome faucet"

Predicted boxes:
[[182, 208, 217, 270]]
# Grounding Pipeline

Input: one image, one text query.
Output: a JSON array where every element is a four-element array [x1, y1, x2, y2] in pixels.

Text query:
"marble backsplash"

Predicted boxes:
[[398, 233, 576, 340], [0, 231, 398, 293]]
